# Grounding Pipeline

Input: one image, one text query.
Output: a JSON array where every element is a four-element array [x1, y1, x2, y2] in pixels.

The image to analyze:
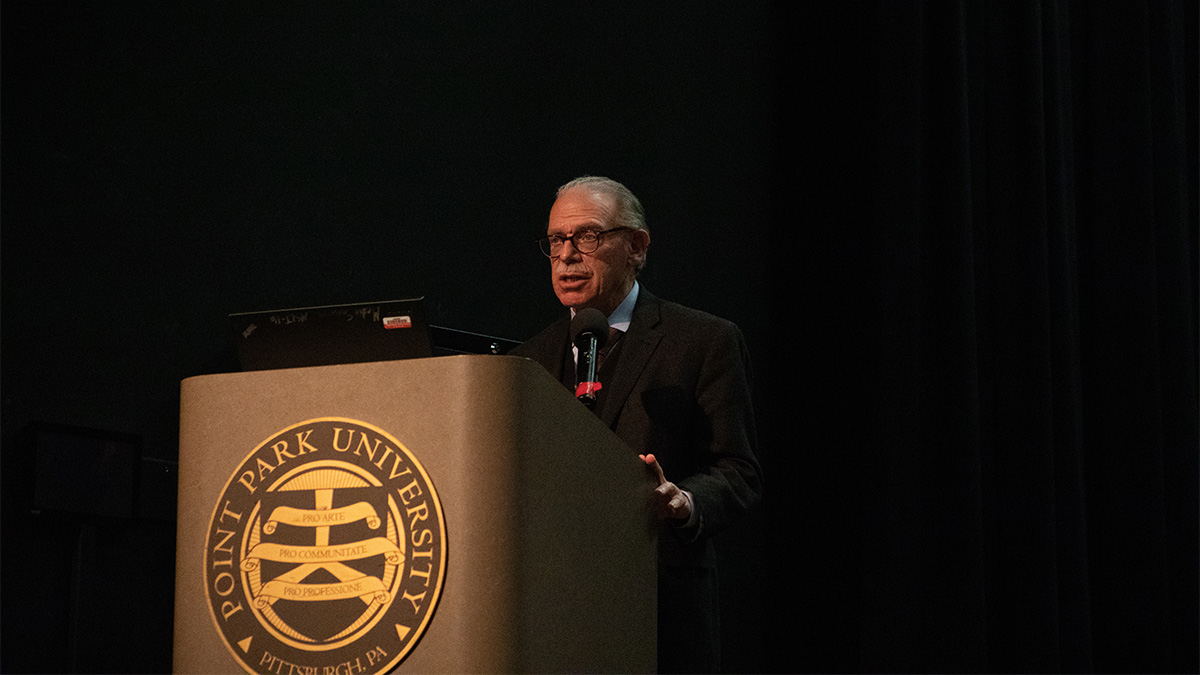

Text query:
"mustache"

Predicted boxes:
[[555, 263, 591, 275]]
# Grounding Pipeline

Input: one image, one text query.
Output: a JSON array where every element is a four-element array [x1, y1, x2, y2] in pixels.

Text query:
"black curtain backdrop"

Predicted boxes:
[[2, 2, 1195, 674], [776, 2, 1197, 673]]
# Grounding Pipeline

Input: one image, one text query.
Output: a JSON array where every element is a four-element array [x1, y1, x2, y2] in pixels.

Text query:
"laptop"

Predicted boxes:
[[230, 298, 433, 371], [429, 325, 521, 357]]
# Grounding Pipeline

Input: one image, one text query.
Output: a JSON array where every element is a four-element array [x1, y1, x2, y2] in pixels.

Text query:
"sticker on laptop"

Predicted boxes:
[[382, 316, 412, 330]]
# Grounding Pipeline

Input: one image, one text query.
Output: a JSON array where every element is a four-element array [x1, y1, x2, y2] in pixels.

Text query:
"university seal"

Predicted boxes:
[[204, 418, 447, 674]]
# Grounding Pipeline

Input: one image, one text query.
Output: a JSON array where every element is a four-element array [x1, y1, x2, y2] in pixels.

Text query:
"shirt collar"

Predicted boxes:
[[607, 281, 638, 332]]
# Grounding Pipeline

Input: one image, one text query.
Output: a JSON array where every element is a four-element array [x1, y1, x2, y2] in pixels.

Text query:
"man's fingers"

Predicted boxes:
[[640, 453, 668, 486], [641, 454, 689, 521], [652, 482, 688, 519]]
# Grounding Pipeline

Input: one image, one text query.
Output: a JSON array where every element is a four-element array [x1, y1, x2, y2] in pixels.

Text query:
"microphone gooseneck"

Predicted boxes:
[[570, 308, 610, 410]]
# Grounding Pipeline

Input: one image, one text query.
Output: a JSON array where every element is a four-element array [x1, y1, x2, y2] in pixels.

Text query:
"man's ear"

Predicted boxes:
[[629, 228, 651, 266]]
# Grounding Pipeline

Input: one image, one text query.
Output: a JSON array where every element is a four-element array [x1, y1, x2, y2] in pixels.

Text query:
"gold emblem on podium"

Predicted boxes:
[[204, 418, 447, 674]]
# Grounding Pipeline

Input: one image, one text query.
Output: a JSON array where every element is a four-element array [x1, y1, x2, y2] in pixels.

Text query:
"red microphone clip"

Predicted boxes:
[[575, 381, 603, 398]]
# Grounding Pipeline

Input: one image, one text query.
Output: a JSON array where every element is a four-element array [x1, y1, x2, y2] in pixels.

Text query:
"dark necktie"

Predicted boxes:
[[596, 326, 624, 372]]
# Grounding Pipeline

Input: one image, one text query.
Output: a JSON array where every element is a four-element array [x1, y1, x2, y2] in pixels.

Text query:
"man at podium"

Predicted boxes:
[[512, 176, 762, 674]]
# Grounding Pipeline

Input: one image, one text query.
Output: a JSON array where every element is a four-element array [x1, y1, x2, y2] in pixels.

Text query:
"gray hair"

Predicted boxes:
[[557, 176, 648, 233]]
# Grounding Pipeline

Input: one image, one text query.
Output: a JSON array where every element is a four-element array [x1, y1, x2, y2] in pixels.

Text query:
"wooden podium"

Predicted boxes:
[[174, 355, 656, 674]]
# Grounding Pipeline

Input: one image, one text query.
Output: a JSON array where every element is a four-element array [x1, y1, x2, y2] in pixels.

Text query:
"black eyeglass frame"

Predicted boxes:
[[536, 226, 636, 258]]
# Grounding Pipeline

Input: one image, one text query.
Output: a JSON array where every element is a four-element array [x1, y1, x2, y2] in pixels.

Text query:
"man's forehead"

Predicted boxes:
[[547, 190, 615, 232], [547, 220, 607, 234]]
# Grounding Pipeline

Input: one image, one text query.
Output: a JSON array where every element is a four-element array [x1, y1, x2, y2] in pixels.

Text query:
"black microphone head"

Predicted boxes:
[[570, 308, 610, 349]]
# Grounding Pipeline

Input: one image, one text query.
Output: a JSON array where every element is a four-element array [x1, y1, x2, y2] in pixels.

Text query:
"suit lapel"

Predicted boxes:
[[598, 289, 663, 428], [534, 315, 572, 387]]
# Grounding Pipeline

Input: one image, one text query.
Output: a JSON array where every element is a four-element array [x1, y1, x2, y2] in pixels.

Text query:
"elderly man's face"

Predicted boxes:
[[547, 188, 648, 315]]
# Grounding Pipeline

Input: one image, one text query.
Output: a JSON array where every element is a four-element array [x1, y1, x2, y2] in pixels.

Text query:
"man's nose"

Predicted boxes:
[[558, 239, 583, 262]]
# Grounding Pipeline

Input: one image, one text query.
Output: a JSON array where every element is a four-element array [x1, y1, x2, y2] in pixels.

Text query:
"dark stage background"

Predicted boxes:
[[2, 2, 1196, 673]]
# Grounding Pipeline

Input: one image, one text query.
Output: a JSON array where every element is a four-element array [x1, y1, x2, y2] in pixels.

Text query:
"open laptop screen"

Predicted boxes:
[[229, 298, 432, 371]]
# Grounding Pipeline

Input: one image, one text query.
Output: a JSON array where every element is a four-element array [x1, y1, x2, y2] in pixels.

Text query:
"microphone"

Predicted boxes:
[[570, 308, 610, 410]]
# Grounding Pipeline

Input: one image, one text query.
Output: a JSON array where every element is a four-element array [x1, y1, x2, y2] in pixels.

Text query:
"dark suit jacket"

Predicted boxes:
[[511, 287, 762, 672]]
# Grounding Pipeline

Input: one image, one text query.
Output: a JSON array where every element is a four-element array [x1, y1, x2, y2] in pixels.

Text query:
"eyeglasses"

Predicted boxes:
[[537, 227, 635, 258]]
